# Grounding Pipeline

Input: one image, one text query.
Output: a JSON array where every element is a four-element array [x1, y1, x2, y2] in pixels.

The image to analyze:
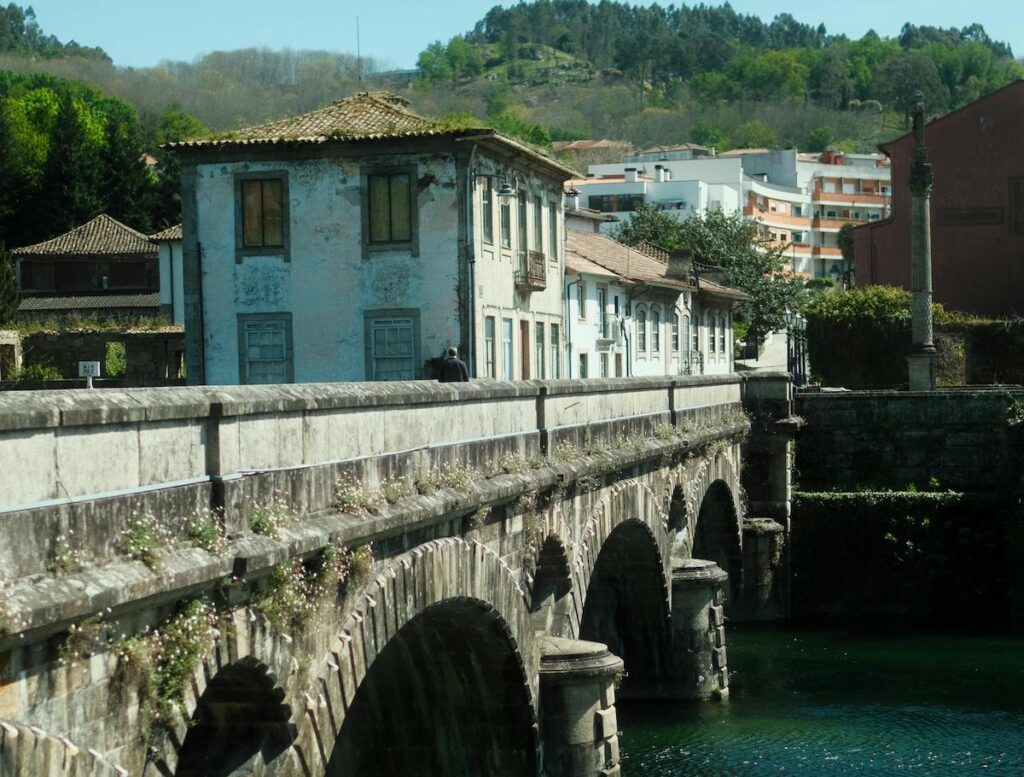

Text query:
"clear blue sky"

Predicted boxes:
[[26, 0, 1024, 70]]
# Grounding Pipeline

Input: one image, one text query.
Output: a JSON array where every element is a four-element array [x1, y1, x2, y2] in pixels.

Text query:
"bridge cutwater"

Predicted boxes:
[[0, 373, 797, 776]]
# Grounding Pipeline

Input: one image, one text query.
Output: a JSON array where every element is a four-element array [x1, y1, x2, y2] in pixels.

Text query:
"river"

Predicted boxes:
[[618, 623, 1024, 775]]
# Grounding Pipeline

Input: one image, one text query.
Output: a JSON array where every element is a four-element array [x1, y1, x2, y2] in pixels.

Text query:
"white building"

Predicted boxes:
[[150, 224, 184, 325], [571, 148, 890, 279], [172, 92, 573, 384], [565, 230, 746, 377]]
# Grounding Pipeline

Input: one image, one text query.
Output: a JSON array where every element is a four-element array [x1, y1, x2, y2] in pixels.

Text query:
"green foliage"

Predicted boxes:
[[613, 205, 804, 339], [0, 243, 16, 324], [7, 361, 62, 381], [104, 341, 126, 377], [118, 512, 173, 570]]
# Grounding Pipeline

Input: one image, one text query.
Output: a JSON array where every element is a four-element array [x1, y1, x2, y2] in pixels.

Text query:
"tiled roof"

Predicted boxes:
[[566, 253, 621, 279], [167, 91, 578, 180], [698, 278, 750, 302], [172, 92, 479, 147], [19, 293, 161, 311], [566, 230, 694, 291], [149, 224, 182, 241], [13, 215, 156, 258]]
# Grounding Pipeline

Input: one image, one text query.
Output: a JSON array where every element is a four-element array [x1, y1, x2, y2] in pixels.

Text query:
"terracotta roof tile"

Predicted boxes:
[[149, 224, 182, 241], [173, 92, 480, 147], [566, 230, 694, 291], [14, 215, 155, 258]]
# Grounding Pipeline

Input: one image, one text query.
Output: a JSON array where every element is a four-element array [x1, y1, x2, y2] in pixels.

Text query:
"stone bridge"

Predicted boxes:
[[0, 374, 796, 776]]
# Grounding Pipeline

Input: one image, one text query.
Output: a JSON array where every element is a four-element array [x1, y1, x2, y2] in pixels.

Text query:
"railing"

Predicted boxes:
[[514, 250, 547, 291], [681, 349, 704, 375]]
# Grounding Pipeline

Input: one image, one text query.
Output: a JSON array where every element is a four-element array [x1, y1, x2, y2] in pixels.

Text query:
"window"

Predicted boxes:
[[502, 318, 514, 379], [236, 173, 288, 261], [550, 324, 560, 378], [652, 308, 661, 353], [484, 316, 496, 377], [672, 312, 680, 351], [577, 282, 586, 319], [364, 310, 419, 381], [637, 308, 647, 351], [1011, 178, 1024, 236], [238, 313, 293, 384], [578, 353, 588, 378], [533, 195, 543, 251], [683, 315, 690, 354], [535, 321, 545, 379], [692, 313, 701, 353], [367, 170, 413, 246], [600, 352, 609, 378], [549, 201, 559, 262], [709, 313, 717, 353], [587, 194, 645, 213], [500, 195, 512, 249], [780, 232, 788, 242], [823, 181, 837, 193], [720, 314, 728, 355], [481, 178, 494, 245], [597, 286, 607, 337]]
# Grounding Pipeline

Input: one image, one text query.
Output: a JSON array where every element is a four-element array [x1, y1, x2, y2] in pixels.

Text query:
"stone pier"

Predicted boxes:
[[667, 559, 730, 700], [538, 636, 624, 777]]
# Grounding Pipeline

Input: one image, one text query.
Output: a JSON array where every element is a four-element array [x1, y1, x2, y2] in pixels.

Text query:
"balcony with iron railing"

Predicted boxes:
[[514, 250, 547, 291]]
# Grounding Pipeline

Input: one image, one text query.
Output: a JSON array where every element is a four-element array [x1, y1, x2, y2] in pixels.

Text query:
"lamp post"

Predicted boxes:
[[784, 308, 807, 387]]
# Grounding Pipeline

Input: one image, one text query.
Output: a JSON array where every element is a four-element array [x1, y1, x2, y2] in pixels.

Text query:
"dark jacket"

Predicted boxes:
[[439, 355, 469, 382]]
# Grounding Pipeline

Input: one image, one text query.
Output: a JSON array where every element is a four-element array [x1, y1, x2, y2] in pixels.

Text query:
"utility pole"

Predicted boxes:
[[907, 92, 936, 391]]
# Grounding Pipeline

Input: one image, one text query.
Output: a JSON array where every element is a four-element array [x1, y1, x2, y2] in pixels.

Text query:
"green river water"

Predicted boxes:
[[618, 624, 1024, 776]]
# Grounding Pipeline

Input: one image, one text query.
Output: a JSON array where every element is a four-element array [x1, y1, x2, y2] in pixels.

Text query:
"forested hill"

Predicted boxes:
[[0, 0, 1021, 252], [420, 1, 1020, 117], [0, 3, 107, 60]]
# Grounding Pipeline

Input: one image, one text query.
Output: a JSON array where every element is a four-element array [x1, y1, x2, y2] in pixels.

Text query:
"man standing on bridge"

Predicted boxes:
[[438, 347, 469, 382]]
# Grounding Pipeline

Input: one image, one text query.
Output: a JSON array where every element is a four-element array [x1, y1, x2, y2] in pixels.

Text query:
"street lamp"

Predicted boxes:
[[784, 308, 808, 387]]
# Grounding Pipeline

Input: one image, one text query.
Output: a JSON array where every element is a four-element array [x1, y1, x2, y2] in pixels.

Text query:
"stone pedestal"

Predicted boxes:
[[907, 350, 936, 392], [733, 518, 786, 622], [666, 559, 729, 700], [538, 636, 624, 777]]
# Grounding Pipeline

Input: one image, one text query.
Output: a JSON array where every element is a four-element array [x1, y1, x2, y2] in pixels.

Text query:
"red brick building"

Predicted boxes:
[[854, 80, 1024, 317]]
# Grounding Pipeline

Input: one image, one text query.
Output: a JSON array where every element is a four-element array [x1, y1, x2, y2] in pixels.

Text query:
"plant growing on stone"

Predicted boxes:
[[499, 452, 529, 474], [59, 615, 107, 663], [335, 473, 385, 514], [48, 529, 86, 575], [114, 599, 217, 726], [256, 540, 358, 632], [380, 476, 414, 505], [551, 441, 580, 462], [186, 508, 228, 555], [467, 506, 489, 527], [118, 512, 173, 570], [248, 496, 294, 538], [347, 544, 374, 585], [654, 423, 680, 441], [439, 463, 475, 492]]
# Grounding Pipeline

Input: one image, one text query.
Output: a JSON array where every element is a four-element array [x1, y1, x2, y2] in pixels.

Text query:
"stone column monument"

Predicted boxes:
[[907, 92, 937, 390]]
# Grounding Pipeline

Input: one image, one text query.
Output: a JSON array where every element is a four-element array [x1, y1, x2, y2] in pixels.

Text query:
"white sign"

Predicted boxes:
[[78, 361, 101, 378]]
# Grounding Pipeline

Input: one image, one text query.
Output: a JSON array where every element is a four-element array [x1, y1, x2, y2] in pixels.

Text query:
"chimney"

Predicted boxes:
[[665, 248, 693, 281], [624, 167, 638, 183], [654, 164, 665, 183], [664, 168, 671, 181], [565, 188, 580, 210]]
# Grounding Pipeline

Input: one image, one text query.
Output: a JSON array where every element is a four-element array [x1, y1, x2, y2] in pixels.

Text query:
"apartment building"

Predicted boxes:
[[571, 148, 890, 279]]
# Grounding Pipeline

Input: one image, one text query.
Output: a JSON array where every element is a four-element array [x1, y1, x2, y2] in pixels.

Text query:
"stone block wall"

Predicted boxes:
[[795, 388, 1024, 492]]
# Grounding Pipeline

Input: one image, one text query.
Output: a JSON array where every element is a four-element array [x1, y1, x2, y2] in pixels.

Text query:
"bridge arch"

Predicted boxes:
[[281, 537, 538, 777], [692, 478, 743, 600], [568, 480, 672, 696]]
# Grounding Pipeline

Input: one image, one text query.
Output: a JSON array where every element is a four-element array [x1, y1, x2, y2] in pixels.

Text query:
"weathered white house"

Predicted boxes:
[[149, 224, 184, 325], [565, 230, 746, 377], [171, 92, 573, 384]]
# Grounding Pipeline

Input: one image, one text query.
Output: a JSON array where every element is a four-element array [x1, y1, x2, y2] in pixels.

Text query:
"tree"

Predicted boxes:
[[0, 244, 17, 325], [875, 50, 949, 120], [613, 205, 804, 339]]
